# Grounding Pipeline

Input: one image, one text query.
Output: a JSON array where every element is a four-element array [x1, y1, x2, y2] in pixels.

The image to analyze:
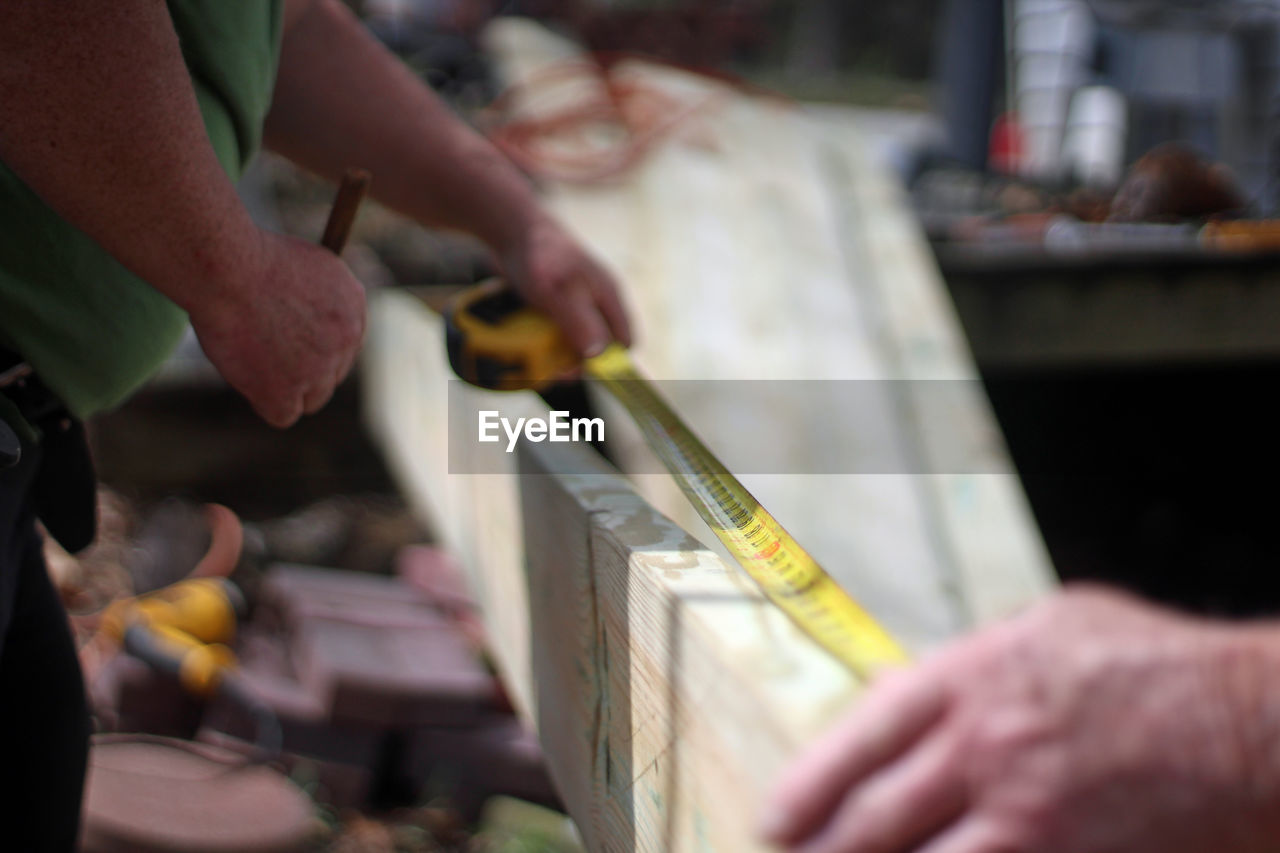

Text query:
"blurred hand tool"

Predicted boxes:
[[101, 576, 282, 758]]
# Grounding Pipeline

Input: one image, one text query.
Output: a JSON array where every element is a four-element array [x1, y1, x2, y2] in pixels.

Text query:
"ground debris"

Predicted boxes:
[[323, 805, 463, 853]]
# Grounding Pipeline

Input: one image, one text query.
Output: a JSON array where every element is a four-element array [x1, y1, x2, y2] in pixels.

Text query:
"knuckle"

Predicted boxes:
[[1002, 794, 1061, 847], [983, 818, 1039, 853], [263, 406, 297, 429], [524, 279, 557, 304], [588, 267, 617, 293], [526, 244, 564, 279], [325, 312, 364, 352], [825, 796, 888, 853], [341, 322, 363, 351], [969, 709, 1051, 757]]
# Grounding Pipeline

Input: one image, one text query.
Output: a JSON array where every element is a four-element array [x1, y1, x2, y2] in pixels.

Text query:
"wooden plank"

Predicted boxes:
[[519, 444, 857, 852], [363, 290, 856, 852]]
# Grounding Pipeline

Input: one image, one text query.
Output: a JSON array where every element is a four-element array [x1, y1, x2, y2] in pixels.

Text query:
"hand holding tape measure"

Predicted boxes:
[[445, 279, 908, 678]]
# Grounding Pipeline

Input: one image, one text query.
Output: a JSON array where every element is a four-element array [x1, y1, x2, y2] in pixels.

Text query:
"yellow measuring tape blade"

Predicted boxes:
[[585, 344, 909, 678]]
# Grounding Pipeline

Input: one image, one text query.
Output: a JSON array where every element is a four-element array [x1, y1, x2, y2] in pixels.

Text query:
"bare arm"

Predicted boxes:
[[0, 1, 365, 427], [266, 0, 631, 355], [0, 0, 256, 310]]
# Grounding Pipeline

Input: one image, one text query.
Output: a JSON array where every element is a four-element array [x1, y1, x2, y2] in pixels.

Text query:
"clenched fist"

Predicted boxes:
[[189, 228, 366, 428]]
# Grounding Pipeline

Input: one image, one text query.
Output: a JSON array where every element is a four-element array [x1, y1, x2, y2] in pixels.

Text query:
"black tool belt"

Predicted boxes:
[[1, 347, 97, 552]]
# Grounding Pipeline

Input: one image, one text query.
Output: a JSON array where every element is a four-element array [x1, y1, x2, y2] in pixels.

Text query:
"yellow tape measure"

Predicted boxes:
[[583, 344, 908, 677], [445, 282, 909, 677]]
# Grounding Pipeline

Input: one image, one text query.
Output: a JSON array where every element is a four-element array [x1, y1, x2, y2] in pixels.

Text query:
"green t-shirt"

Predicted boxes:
[[0, 1, 283, 419]]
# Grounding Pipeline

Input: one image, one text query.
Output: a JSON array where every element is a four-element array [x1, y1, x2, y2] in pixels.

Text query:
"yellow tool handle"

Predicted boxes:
[[151, 625, 238, 696], [101, 577, 240, 646], [585, 344, 909, 677], [121, 622, 238, 697]]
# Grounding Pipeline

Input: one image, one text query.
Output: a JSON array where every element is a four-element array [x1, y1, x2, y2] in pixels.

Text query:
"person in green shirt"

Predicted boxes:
[[0, 2, 630, 848]]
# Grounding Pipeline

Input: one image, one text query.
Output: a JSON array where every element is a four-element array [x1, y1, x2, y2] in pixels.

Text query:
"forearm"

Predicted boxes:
[[264, 0, 548, 253], [0, 0, 259, 313]]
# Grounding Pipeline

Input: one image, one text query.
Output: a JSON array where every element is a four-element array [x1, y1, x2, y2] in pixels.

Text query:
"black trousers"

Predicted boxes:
[[0, 435, 91, 852]]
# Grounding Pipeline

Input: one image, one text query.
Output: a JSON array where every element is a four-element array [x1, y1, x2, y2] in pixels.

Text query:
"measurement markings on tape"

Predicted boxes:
[[585, 344, 908, 678]]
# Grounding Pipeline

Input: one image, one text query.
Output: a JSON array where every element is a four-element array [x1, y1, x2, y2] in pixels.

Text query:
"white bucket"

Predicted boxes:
[[1014, 2, 1094, 56], [1022, 126, 1066, 178], [1062, 85, 1128, 186], [1010, 0, 1096, 178], [1016, 51, 1089, 92], [1016, 87, 1072, 128]]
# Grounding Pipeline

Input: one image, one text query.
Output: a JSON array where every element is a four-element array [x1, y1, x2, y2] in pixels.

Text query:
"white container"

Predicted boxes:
[[1016, 86, 1073, 127], [1011, 0, 1096, 178], [1014, 1, 1095, 56], [1017, 51, 1089, 92], [1022, 126, 1066, 177], [1062, 85, 1128, 186], [1017, 86, 1072, 178]]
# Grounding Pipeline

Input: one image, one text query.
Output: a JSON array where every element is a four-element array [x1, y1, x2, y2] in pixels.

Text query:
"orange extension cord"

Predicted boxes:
[[481, 51, 789, 184]]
